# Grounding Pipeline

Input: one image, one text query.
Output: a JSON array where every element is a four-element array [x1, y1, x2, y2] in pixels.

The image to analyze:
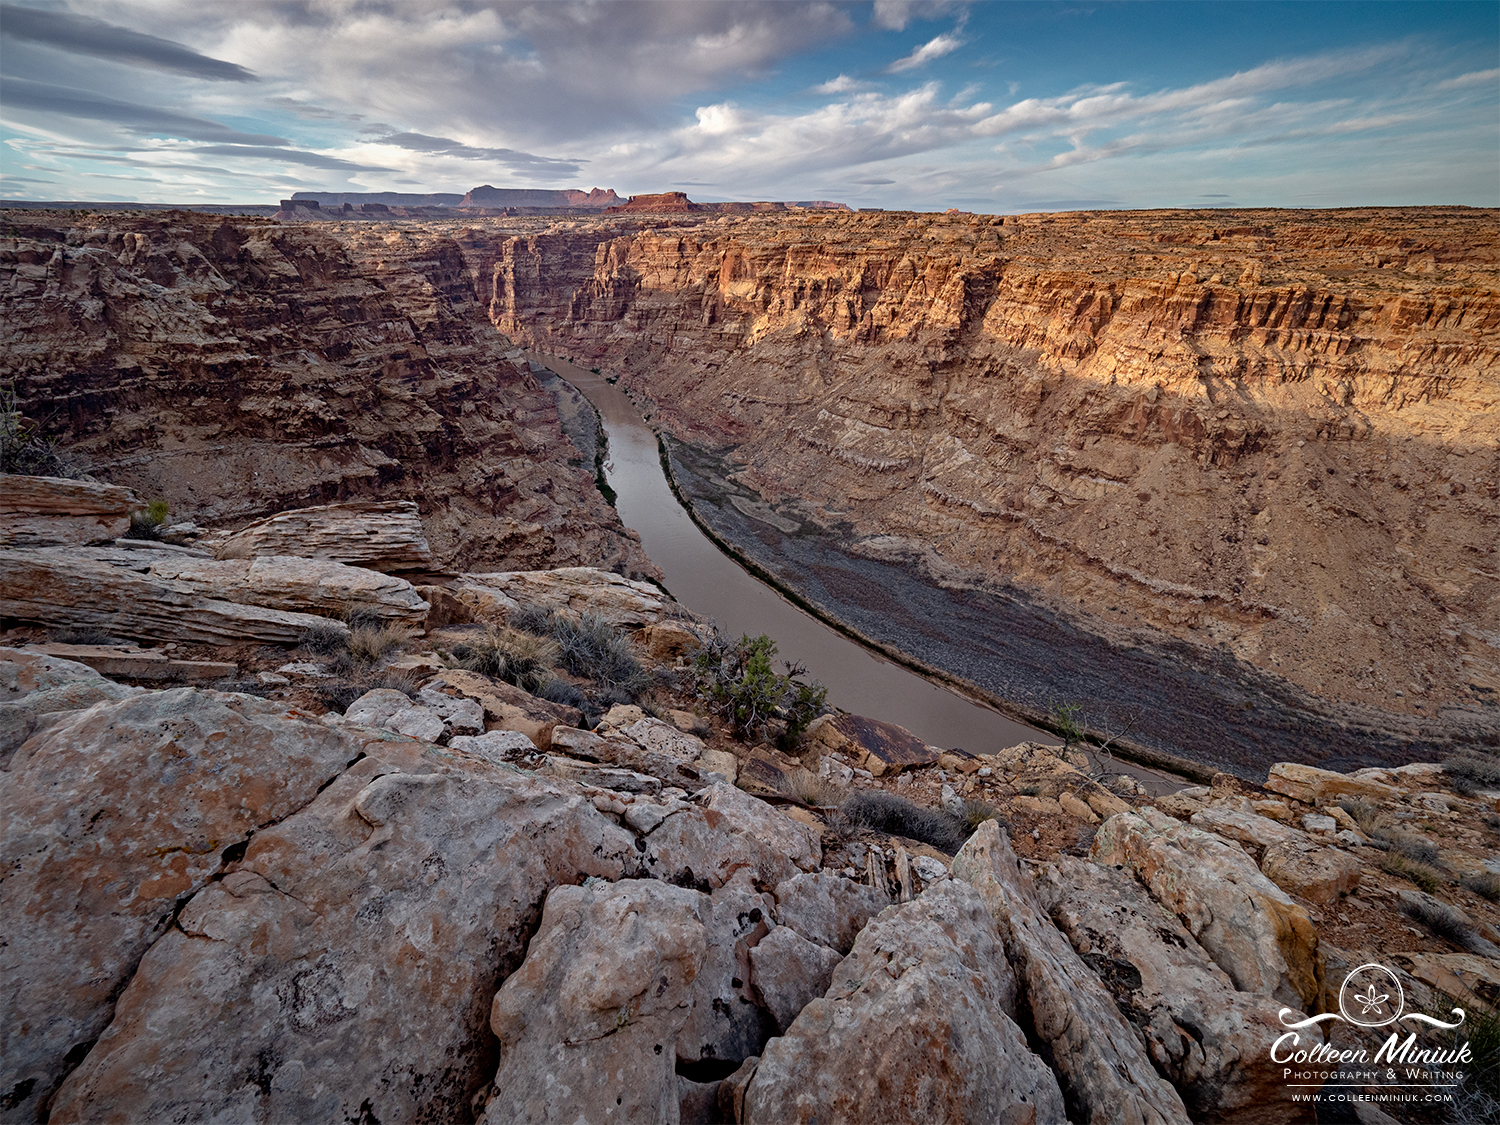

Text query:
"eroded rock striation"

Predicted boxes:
[[0, 210, 647, 576], [474, 206, 1499, 770]]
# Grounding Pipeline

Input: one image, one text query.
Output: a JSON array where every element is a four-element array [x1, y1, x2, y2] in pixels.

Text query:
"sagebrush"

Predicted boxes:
[[690, 629, 826, 747]]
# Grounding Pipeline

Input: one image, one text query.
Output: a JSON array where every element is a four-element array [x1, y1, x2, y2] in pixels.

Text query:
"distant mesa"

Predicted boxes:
[[459, 186, 621, 210], [291, 191, 464, 208], [605, 192, 852, 215]]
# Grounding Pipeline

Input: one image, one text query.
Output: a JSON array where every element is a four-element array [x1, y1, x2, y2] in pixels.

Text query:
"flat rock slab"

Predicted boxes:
[[0, 474, 137, 548], [215, 500, 432, 572], [462, 566, 672, 627], [0, 646, 144, 767], [1, 547, 353, 646], [146, 555, 429, 624], [832, 713, 940, 777], [26, 643, 235, 682]]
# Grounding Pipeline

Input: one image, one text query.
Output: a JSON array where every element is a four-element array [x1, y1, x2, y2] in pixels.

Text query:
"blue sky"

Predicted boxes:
[[1, 1, 1496, 211]]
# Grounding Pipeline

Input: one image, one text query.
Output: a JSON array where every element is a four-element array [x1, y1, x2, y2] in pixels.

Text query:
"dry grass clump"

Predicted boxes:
[[48, 624, 118, 646], [1398, 893, 1486, 952], [960, 799, 1003, 832], [315, 666, 421, 713], [298, 619, 349, 656], [451, 625, 560, 690], [509, 607, 649, 700], [775, 767, 845, 808], [347, 622, 412, 665], [1382, 851, 1447, 895], [840, 792, 969, 855], [1460, 871, 1500, 902]]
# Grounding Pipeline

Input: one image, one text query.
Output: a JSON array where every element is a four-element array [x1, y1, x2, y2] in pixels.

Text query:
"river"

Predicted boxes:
[[530, 353, 1186, 794]]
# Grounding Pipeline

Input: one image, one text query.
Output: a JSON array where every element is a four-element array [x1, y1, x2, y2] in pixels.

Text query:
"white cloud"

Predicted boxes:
[[815, 74, 866, 94], [1436, 67, 1500, 90], [887, 31, 964, 73]]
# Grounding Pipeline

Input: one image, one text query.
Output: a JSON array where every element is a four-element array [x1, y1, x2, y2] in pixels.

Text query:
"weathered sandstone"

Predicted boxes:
[[743, 879, 1067, 1125], [214, 499, 432, 571], [0, 474, 137, 547], [0, 211, 648, 577], [0, 646, 142, 766]]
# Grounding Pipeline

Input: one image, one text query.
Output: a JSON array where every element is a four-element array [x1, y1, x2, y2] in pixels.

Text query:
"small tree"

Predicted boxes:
[[690, 631, 827, 747]]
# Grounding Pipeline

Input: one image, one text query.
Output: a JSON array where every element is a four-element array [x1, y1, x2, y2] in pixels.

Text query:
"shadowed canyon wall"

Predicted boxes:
[[474, 207, 1499, 763], [0, 211, 648, 575]]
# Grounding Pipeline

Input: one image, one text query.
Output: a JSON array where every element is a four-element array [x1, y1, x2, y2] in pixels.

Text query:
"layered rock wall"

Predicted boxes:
[[478, 208, 1499, 737], [0, 211, 646, 575]]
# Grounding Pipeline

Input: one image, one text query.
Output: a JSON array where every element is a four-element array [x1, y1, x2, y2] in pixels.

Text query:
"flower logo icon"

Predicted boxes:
[[1353, 982, 1389, 1016], [1339, 964, 1404, 1028]]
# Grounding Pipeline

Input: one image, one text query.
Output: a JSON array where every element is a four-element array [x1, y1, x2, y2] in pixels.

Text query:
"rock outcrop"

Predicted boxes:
[[0, 210, 648, 577], [213, 500, 433, 572], [0, 474, 137, 547]]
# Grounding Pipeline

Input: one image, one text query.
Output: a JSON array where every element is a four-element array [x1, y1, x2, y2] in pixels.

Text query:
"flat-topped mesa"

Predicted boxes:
[[473, 206, 1500, 740], [461, 185, 621, 210]]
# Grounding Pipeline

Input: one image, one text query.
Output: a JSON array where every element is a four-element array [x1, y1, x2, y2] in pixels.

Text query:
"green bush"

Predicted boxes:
[[125, 499, 170, 541], [689, 630, 826, 746]]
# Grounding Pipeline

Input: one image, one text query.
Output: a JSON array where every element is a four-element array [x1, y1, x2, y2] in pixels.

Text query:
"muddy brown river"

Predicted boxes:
[[530, 353, 1187, 794]]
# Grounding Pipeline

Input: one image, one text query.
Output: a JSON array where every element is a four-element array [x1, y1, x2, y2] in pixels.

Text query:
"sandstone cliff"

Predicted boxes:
[[0, 210, 647, 576], [474, 207, 1499, 761]]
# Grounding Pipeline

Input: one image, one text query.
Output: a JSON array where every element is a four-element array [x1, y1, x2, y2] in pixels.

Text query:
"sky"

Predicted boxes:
[[0, 0, 1496, 212]]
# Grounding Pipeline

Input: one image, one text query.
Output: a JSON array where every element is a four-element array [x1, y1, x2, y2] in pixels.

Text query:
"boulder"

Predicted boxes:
[[1040, 856, 1319, 1124], [746, 925, 843, 1034], [1190, 803, 1312, 852], [48, 738, 641, 1125], [827, 713, 940, 776], [145, 555, 429, 625], [953, 821, 1190, 1125], [0, 689, 360, 1124], [642, 621, 703, 659], [742, 880, 1066, 1125], [1092, 811, 1323, 1010], [0, 646, 143, 767], [1260, 842, 1362, 908], [0, 474, 136, 547], [644, 782, 821, 890], [1263, 762, 1397, 805], [545, 754, 663, 795], [771, 872, 890, 954], [552, 717, 728, 793], [462, 566, 672, 627], [428, 670, 580, 750], [679, 872, 778, 1066], [446, 729, 537, 764], [482, 879, 709, 1125], [0, 547, 353, 645], [214, 500, 433, 572]]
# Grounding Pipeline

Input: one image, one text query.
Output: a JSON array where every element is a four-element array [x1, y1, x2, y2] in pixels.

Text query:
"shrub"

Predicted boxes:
[[314, 666, 421, 713], [124, 500, 169, 541], [548, 612, 649, 698], [960, 799, 1002, 832], [452, 625, 559, 690], [507, 604, 552, 636], [776, 767, 844, 808], [533, 676, 588, 711], [0, 383, 87, 478], [1460, 871, 1500, 902], [48, 625, 117, 646], [690, 630, 827, 747], [1398, 892, 1483, 951], [840, 792, 969, 855], [299, 619, 349, 656], [347, 622, 411, 665], [1050, 702, 1085, 750], [1446, 752, 1500, 793]]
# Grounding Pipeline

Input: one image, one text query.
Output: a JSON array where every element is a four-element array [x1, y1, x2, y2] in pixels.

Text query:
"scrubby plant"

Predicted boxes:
[[532, 676, 588, 711], [347, 622, 412, 665], [507, 604, 552, 636], [840, 792, 969, 855], [690, 629, 827, 747], [960, 799, 1002, 832], [451, 625, 560, 691], [124, 499, 170, 541], [0, 383, 87, 478], [776, 767, 844, 809], [1460, 871, 1500, 902], [548, 612, 649, 698], [314, 665, 421, 713], [1445, 751, 1500, 797], [298, 619, 349, 656], [1398, 892, 1485, 951], [1382, 851, 1446, 895], [47, 624, 118, 646], [1050, 702, 1085, 750]]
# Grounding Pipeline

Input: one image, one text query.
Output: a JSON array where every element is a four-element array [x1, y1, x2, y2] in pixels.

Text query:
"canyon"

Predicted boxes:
[[4, 204, 1497, 773]]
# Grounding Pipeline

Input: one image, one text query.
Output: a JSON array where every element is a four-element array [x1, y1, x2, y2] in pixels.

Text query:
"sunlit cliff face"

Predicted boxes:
[[473, 207, 1499, 720]]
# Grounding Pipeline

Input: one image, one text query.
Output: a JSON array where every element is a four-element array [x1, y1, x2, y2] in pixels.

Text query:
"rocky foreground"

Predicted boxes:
[[3, 477, 1497, 1124]]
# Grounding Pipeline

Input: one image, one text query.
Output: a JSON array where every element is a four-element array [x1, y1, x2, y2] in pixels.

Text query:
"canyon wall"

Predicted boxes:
[[0, 211, 647, 575], [476, 208, 1499, 756]]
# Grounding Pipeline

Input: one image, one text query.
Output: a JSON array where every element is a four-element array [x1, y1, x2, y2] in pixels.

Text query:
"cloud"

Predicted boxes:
[[192, 144, 393, 172], [0, 77, 287, 145], [0, 173, 56, 183], [0, 3, 255, 81], [1435, 67, 1500, 90], [854, 177, 896, 184], [888, 31, 965, 73], [872, 0, 963, 32], [815, 75, 866, 94], [372, 132, 581, 175]]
